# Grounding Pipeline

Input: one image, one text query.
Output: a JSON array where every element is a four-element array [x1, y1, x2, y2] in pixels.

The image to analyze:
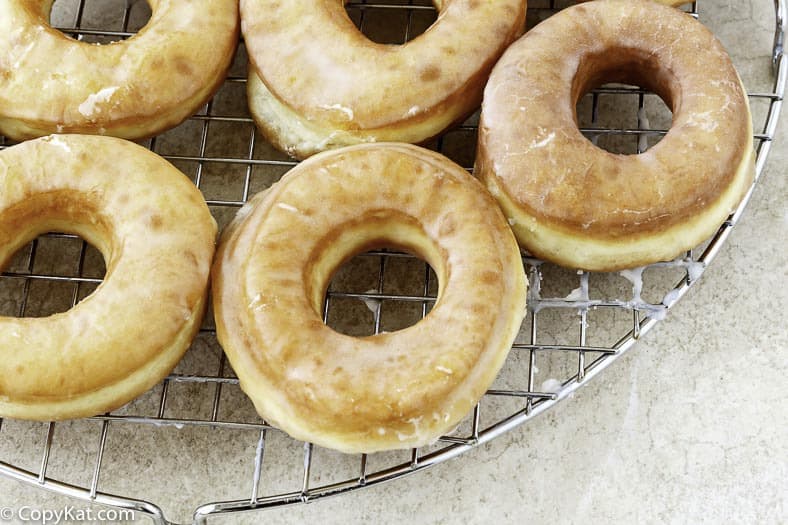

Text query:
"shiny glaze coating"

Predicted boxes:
[[0, 0, 239, 140], [242, 0, 526, 158], [213, 143, 527, 453], [476, 0, 754, 271], [0, 135, 217, 419]]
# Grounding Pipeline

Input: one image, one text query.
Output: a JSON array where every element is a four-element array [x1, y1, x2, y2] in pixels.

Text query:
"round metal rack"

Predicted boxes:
[[0, 1, 785, 523]]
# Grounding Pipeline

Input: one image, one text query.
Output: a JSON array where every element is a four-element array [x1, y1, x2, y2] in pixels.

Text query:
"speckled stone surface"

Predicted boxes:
[[1, 1, 786, 524]]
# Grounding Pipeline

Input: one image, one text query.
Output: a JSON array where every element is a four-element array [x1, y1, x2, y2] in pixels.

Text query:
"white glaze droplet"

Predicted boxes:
[[78, 86, 119, 117], [43, 135, 71, 153], [360, 289, 380, 314], [541, 378, 562, 394], [686, 261, 705, 282], [619, 266, 645, 303], [637, 106, 650, 152], [276, 202, 300, 213]]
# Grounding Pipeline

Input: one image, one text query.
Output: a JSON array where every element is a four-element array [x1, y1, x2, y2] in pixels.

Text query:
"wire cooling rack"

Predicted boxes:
[[0, 0, 785, 523]]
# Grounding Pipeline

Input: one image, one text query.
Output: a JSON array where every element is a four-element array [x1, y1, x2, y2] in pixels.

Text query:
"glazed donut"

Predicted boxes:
[[476, 0, 755, 271], [241, 0, 526, 159], [580, 0, 692, 6], [0, 0, 239, 141], [213, 143, 527, 453], [0, 135, 216, 420]]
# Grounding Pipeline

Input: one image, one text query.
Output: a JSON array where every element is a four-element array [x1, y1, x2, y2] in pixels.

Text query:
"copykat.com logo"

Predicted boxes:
[[0, 505, 135, 524]]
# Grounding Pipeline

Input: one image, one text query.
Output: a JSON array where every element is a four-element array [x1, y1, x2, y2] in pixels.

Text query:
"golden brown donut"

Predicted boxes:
[[579, 0, 692, 6], [242, 0, 526, 159], [476, 0, 755, 271], [0, 135, 217, 420], [213, 143, 527, 453], [0, 0, 239, 141]]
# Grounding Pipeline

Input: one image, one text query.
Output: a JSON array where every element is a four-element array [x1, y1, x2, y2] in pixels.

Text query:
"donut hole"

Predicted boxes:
[[49, 0, 152, 44], [345, 0, 439, 45], [573, 48, 676, 155], [324, 248, 439, 337], [0, 233, 106, 318], [313, 214, 442, 337]]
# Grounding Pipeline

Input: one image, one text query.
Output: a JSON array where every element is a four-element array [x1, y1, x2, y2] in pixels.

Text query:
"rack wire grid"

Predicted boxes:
[[0, 0, 785, 523]]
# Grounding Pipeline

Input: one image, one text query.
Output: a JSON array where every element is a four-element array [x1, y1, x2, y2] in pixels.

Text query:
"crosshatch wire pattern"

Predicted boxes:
[[0, 0, 785, 523]]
